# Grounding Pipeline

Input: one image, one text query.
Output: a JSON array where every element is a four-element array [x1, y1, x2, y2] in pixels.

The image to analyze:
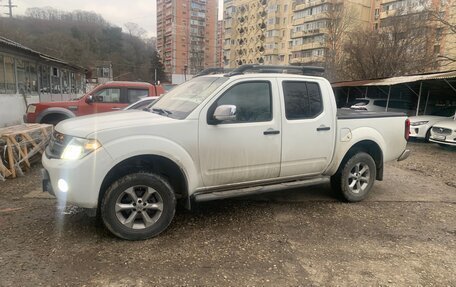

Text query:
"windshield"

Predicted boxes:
[[431, 107, 456, 117], [150, 76, 229, 119]]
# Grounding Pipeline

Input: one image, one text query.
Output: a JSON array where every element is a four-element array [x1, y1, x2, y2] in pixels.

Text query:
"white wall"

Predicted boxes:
[[0, 94, 27, 127]]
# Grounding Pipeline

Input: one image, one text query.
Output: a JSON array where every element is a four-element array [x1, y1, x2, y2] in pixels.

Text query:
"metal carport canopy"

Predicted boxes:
[[332, 70, 456, 87]]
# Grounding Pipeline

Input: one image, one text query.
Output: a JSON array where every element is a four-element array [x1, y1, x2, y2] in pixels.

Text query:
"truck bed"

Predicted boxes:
[[337, 109, 407, 119]]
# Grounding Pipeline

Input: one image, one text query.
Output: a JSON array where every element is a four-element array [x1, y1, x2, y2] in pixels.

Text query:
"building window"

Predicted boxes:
[[4, 56, 16, 94], [0, 55, 5, 93], [39, 65, 51, 93], [51, 67, 61, 93], [434, 45, 441, 54]]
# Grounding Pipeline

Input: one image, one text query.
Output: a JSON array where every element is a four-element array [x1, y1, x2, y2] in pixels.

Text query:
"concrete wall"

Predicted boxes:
[[0, 93, 83, 127], [0, 94, 27, 127]]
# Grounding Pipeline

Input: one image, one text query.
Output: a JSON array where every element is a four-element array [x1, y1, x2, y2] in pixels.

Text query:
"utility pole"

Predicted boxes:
[[3, 0, 17, 18]]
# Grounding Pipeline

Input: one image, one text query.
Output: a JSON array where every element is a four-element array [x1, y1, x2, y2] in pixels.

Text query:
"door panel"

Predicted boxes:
[[198, 80, 282, 187], [79, 88, 124, 115], [279, 80, 335, 177]]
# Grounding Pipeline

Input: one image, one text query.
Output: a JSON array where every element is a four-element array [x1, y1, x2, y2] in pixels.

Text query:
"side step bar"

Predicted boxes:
[[192, 177, 329, 203]]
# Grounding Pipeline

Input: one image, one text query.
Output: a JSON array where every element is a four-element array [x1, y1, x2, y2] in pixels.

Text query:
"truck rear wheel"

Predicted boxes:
[[331, 152, 376, 202], [101, 172, 176, 240]]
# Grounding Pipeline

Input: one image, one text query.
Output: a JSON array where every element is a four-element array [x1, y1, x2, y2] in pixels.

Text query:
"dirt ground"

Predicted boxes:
[[0, 141, 455, 286]]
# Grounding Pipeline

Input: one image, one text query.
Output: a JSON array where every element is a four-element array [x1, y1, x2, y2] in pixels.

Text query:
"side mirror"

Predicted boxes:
[[213, 105, 237, 122], [86, 95, 94, 104]]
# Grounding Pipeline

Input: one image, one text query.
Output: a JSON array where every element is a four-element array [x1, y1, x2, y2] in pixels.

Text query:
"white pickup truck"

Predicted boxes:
[[42, 65, 410, 240]]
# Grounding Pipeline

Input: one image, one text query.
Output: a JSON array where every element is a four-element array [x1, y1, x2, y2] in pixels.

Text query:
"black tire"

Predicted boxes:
[[425, 129, 431, 142], [101, 172, 176, 240], [331, 152, 377, 202], [41, 114, 68, 126]]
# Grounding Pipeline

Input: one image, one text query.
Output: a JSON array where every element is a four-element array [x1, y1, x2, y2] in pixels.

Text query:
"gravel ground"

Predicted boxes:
[[392, 140, 456, 188], [0, 141, 455, 286]]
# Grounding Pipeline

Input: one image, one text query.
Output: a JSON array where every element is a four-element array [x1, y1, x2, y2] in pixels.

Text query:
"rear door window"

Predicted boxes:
[[282, 81, 323, 120]]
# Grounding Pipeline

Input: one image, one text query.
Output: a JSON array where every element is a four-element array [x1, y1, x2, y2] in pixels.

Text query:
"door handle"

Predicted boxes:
[[264, 129, 280, 135], [317, 126, 331, 131], [111, 107, 121, 110]]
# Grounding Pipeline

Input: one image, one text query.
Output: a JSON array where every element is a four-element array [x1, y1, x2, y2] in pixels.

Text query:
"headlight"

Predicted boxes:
[[410, 121, 429, 126], [27, 105, 36, 113], [61, 138, 101, 160]]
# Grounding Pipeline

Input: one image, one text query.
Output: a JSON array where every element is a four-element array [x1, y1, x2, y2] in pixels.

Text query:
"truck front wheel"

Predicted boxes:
[[101, 173, 176, 240], [331, 152, 376, 202]]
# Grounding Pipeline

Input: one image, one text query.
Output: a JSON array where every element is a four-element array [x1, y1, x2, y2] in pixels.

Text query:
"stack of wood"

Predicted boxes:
[[0, 124, 53, 180]]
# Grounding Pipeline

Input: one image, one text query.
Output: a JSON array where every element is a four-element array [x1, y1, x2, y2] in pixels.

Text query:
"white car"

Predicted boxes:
[[409, 108, 456, 141], [429, 119, 456, 147], [42, 65, 410, 240], [350, 98, 415, 115]]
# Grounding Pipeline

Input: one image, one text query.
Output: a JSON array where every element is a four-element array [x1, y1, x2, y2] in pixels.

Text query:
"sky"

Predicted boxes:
[[9, 0, 224, 37]]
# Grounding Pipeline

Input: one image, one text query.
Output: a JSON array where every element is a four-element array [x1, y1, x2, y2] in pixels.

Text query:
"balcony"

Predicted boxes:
[[291, 28, 326, 38], [264, 48, 279, 55], [290, 56, 325, 65], [294, 0, 328, 11], [291, 41, 325, 52], [293, 14, 328, 26]]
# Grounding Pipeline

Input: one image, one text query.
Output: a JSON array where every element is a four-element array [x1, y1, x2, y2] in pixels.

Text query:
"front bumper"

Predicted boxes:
[[429, 131, 456, 146], [409, 125, 428, 139], [429, 138, 456, 146], [41, 148, 113, 208]]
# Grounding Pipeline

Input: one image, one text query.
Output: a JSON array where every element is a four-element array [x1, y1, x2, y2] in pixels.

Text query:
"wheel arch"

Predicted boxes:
[[98, 154, 189, 210], [336, 140, 384, 181], [37, 107, 76, 123]]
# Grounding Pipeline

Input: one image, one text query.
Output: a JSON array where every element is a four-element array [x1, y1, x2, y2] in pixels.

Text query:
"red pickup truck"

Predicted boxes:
[[25, 81, 165, 125]]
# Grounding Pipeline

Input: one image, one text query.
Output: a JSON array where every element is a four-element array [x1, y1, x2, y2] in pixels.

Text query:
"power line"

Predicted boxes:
[[2, 0, 17, 18]]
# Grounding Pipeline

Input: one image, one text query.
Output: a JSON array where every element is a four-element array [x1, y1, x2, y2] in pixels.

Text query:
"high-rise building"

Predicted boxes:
[[223, 0, 372, 68], [290, 0, 372, 66], [376, 0, 456, 71], [223, 0, 269, 67], [216, 20, 224, 68], [222, 0, 293, 67], [156, 0, 218, 83]]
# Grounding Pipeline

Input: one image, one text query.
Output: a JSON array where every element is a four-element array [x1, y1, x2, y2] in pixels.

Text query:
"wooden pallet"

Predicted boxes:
[[0, 124, 53, 180]]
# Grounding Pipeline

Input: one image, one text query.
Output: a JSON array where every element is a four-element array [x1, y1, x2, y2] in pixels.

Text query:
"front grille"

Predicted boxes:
[[45, 131, 72, 159], [432, 127, 452, 135]]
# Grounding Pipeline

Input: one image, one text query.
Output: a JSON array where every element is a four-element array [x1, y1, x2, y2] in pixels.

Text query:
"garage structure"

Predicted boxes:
[[0, 36, 87, 127], [332, 70, 456, 116]]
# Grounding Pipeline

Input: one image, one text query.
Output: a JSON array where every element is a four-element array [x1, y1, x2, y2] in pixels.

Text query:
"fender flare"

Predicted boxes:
[[36, 107, 76, 123], [324, 127, 386, 177]]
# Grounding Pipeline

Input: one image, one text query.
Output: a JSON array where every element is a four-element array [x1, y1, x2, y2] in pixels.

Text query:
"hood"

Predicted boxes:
[[432, 119, 456, 129], [56, 110, 176, 138], [35, 100, 78, 108]]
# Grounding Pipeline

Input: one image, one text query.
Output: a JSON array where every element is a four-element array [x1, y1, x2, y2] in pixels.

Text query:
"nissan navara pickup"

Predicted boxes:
[[42, 65, 410, 240]]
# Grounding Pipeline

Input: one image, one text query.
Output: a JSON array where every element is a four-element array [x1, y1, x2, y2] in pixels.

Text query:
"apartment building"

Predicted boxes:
[[223, 0, 294, 67], [156, 0, 218, 83], [223, 0, 372, 68], [223, 0, 269, 67], [290, 0, 373, 66], [216, 20, 224, 68], [377, 0, 456, 71]]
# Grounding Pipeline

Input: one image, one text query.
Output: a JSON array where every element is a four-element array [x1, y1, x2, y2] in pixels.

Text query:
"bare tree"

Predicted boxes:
[[425, 0, 456, 66], [323, 2, 358, 82], [343, 11, 437, 80], [124, 22, 147, 38]]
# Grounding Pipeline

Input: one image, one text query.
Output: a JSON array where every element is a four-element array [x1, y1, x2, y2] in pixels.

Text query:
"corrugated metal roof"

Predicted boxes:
[[0, 36, 86, 71], [332, 70, 456, 88]]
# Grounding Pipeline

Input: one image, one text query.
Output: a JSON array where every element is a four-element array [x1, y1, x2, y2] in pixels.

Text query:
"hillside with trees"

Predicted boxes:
[[0, 7, 166, 83]]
